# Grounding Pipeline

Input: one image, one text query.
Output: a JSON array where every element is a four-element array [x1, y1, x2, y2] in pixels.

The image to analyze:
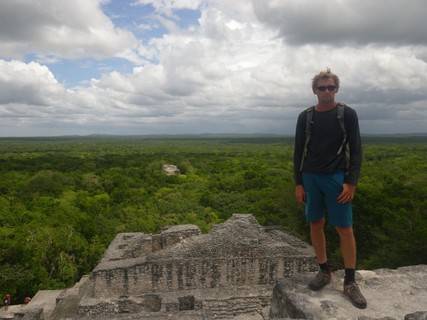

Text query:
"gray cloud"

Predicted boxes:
[[253, 0, 427, 46], [341, 87, 427, 106], [0, 1, 57, 42]]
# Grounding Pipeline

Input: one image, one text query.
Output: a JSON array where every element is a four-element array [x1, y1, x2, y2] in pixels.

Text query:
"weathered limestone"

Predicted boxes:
[[49, 276, 91, 320], [0, 290, 62, 320], [0, 305, 26, 320], [0, 213, 316, 320], [90, 214, 316, 301], [83, 214, 317, 318], [270, 265, 427, 320], [404, 312, 427, 320], [100, 224, 201, 263], [7, 213, 427, 319]]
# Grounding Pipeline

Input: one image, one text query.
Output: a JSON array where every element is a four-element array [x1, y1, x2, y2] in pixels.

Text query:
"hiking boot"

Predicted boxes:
[[308, 270, 331, 291], [343, 282, 367, 309]]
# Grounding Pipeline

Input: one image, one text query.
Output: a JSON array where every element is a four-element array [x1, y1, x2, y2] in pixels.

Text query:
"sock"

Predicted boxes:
[[344, 268, 355, 285], [319, 262, 330, 274]]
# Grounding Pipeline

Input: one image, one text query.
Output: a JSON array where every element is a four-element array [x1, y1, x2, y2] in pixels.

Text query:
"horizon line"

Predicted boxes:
[[1, 132, 427, 139]]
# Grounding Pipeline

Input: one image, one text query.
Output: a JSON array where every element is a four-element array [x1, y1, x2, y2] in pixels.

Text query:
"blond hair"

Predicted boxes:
[[312, 68, 340, 92]]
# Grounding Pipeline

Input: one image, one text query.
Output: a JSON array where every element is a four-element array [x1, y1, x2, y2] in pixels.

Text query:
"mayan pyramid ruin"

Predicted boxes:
[[2, 214, 426, 320], [0, 214, 317, 319]]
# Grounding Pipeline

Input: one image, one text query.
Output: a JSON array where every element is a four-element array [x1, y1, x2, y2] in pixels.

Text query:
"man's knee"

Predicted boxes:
[[335, 226, 354, 238], [310, 218, 325, 231]]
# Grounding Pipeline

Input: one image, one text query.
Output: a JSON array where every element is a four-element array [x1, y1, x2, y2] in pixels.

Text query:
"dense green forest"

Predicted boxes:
[[0, 136, 426, 303]]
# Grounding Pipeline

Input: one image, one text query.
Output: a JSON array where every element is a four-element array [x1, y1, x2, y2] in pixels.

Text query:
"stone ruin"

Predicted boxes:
[[162, 164, 180, 176], [83, 213, 316, 319], [1, 213, 426, 320], [0, 214, 317, 319]]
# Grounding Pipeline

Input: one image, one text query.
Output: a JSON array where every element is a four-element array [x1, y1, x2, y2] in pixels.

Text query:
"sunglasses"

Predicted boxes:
[[317, 85, 337, 92]]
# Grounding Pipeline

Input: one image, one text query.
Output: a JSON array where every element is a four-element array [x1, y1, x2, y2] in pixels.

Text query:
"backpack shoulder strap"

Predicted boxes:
[[336, 103, 346, 135], [299, 106, 315, 171], [336, 103, 350, 169]]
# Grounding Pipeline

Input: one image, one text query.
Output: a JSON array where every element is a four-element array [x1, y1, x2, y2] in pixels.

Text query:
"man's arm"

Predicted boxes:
[[293, 112, 306, 204], [337, 107, 362, 203], [293, 112, 305, 186], [344, 108, 362, 185]]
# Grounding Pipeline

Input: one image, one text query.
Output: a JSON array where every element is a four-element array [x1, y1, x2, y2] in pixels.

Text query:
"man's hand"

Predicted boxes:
[[295, 185, 305, 204], [337, 183, 356, 204]]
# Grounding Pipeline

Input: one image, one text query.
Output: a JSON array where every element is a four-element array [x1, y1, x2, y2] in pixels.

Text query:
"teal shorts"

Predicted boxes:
[[302, 171, 353, 227]]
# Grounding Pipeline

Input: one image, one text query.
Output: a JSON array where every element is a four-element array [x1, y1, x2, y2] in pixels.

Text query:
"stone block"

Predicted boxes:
[[405, 311, 427, 320], [152, 234, 162, 252], [142, 294, 161, 312], [165, 303, 179, 312], [178, 295, 195, 311]]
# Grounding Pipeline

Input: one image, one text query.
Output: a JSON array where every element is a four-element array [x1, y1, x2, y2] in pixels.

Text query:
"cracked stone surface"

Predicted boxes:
[[270, 265, 427, 320]]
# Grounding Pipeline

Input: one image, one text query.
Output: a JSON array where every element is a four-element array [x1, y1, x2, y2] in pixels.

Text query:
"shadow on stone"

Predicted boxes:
[[178, 295, 195, 311], [142, 294, 161, 312]]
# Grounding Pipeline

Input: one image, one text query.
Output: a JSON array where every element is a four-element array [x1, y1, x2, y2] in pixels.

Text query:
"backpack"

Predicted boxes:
[[299, 103, 350, 172]]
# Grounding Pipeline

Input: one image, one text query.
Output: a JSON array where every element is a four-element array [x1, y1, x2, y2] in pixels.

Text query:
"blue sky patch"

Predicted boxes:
[[38, 57, 134, 88]]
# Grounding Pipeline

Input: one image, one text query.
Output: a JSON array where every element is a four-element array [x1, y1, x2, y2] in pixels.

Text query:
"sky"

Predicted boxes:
[[0, 0, 426, 137]]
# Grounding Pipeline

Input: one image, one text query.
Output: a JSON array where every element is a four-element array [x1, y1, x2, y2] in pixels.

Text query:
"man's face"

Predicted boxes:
[[313, 78, 337, 104]]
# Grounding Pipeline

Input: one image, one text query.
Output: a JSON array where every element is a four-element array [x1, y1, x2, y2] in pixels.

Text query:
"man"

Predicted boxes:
[[293, 69, 367, 309], [3, 293, 11, 309]]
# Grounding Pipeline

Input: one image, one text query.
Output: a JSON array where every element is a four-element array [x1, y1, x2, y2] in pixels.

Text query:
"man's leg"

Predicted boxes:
[[335, 226, 356, 269], [308, 217, 332, 291], [311, 218, 327, 264], [303, 173, 331, 290], [321, 171, 356, 279], [336, 226, 367, 309]]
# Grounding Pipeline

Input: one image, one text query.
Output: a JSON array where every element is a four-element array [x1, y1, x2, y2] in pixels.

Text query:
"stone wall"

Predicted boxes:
[[91, 256, 316, 298], [89, 214, 317, 299], [100, 225, 201, 264]]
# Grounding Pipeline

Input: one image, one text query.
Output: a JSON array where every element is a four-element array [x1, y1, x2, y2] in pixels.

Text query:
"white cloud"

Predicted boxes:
[[0, 0, 139, 61], [1, 0, 427, 136], [253, 0, 427, 46], [0, 60, 64, 107]]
